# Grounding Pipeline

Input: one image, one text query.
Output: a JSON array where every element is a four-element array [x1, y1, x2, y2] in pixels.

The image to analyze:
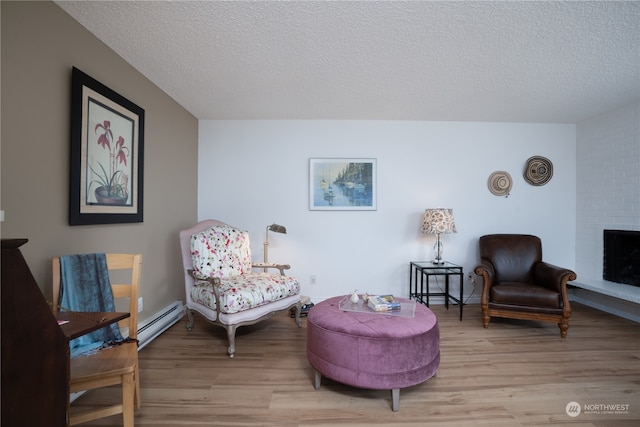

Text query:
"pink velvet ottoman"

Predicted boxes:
[[306, 296, 440, 411]]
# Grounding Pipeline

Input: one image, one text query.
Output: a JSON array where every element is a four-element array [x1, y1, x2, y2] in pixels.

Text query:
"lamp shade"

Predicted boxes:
[[267, 223, 287, 234], [422, 208, 457, 234]]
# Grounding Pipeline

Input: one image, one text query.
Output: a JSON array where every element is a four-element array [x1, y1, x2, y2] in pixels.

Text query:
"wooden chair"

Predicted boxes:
[[52, 254, 142, 427]]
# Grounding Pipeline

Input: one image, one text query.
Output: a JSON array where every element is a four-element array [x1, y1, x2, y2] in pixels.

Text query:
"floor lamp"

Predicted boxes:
[[264, 223, 286, 271]]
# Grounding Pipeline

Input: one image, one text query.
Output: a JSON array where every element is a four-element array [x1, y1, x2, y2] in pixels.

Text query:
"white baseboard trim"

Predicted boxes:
[[137, 300, 184, 350]]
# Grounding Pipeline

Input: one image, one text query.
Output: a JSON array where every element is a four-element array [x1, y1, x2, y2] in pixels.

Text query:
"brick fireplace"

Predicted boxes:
[[574, 102, 639, 322]]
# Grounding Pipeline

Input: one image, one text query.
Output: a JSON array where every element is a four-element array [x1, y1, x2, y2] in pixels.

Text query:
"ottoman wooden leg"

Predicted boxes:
[[313, 368, 322, 389], [391, 388, 399, 412]]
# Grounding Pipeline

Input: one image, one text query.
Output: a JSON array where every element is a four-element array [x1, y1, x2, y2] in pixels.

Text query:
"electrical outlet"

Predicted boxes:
[[310, 275, 316, 285], [137, 297, 143, 313]]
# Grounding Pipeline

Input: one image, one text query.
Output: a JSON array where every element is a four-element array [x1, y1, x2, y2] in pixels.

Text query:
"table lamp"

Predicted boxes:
[[422, 208, 457, 265]]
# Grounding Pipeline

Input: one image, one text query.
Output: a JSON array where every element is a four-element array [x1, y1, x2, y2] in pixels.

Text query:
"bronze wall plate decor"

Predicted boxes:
[[524, 156, 553, 186], [488, 171, 512, 197]]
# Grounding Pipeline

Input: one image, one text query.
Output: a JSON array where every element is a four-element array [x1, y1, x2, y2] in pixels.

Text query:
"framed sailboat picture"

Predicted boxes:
[[309, 158, 377, 211]]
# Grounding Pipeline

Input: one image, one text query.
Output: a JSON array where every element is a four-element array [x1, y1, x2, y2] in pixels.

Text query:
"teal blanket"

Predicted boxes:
[[59, 253, 124, 357]]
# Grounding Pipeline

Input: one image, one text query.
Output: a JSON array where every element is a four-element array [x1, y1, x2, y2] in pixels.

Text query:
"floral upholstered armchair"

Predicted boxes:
[[179, 220, 301, 358]]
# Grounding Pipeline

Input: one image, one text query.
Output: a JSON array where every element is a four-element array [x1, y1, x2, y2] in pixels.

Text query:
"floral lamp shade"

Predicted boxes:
[[422, 208, 457, 264], [422, 208, 457, 235]]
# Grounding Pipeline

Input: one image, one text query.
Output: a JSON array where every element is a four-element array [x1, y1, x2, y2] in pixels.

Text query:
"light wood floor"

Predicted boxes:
[[72, 302, 639, 426]]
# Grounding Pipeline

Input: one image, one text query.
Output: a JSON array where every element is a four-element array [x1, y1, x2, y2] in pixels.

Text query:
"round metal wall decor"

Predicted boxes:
[[488, 171, 512, 197], [524, 156, 553, 186]]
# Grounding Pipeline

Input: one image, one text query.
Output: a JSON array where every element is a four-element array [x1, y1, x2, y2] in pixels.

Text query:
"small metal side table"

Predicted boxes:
[[409, 261, 464, 320]]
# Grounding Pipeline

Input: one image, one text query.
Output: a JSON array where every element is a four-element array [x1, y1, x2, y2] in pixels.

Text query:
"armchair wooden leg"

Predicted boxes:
[[186, 308, 195, 331], [226, 325, 238, 358], [481, 308, 490, 329], [294, 302, 302, 327], [558, 321, 569, 338]]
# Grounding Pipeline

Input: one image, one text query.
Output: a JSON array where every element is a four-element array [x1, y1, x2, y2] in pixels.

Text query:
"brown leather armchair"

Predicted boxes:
[[474, 234, 577, 338]]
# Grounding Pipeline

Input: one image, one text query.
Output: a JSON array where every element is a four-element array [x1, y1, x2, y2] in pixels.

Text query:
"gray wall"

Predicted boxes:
[[1, 1, 199, 319]]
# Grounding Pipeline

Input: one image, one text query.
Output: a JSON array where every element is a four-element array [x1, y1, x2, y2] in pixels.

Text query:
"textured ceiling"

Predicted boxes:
[[56, 0, 639, 123]]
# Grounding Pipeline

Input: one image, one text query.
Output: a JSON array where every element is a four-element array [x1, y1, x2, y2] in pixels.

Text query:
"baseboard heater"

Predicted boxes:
[[137, 300, 184, 350]]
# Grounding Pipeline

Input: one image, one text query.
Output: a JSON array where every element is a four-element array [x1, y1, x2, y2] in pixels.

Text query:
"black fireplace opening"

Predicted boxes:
[[603, 230, 640, 287]]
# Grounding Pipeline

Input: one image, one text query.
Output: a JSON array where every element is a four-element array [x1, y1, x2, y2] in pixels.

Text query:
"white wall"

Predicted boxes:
[[198, 120, 576, 302], [576, 101, 640, 280]]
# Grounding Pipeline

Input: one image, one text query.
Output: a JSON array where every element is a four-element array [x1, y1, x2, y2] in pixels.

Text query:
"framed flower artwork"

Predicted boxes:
[[69, 67, 144, 225]]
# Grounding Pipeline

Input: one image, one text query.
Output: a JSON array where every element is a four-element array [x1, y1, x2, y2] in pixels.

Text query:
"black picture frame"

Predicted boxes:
[[70, 67, 144, 225]]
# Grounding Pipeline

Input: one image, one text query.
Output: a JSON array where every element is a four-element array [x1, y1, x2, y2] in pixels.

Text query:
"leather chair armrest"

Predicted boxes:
[[474, 261, 495, 284], [474, 261, 495, 305], [533, 262, 577, 293]]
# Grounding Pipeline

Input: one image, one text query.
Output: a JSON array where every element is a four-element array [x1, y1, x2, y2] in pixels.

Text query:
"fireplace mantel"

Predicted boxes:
[[570, 279, 640, 303], [569, 279, 640, 323]]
